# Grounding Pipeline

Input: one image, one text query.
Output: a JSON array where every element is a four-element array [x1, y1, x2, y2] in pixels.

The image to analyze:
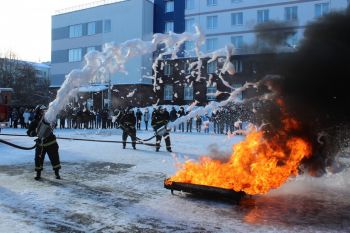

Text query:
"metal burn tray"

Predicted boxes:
[[164, 178, 246, 204]]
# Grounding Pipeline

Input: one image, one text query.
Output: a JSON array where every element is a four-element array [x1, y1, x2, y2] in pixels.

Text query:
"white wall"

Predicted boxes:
[[185, 0, 349, 54], [51, 0, 153, 86]]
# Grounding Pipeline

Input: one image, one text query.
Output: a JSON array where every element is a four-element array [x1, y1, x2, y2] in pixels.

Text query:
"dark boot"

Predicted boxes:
[[167, 148, 172, 152], [54, 169, 61, 179], [34, 171, 41, 180]]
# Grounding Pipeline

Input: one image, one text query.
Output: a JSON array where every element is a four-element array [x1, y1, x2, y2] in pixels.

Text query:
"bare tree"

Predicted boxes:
[[0, 51, 50, 107]]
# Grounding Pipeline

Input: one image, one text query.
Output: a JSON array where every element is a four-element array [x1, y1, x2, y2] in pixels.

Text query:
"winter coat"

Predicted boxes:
[[120, 111, 136, 129], [27, 116, 56, 146], [144, 111, 150, 121], [151, 110, 170, 130], [169, 109, 178, 122], [136, 110, 142, 120]]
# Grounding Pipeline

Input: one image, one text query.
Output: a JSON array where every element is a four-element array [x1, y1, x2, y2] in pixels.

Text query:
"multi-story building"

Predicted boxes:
[[51, 0, 348, 108], [51, 0, 154, 109], [155, 0, 348, 55], [153, 0, 349, 105]]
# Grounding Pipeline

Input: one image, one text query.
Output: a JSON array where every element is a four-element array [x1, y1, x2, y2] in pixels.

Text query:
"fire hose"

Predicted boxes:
[[0, 125, 171, 150], [0, 138, 37, 150]]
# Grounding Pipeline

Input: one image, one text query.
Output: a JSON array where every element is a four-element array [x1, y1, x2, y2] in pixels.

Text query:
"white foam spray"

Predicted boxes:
[[45, 27, 205, 123]]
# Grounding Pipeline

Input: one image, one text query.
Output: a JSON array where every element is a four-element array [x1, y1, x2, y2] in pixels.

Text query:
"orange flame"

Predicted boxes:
[[169, 119, 312, 195]]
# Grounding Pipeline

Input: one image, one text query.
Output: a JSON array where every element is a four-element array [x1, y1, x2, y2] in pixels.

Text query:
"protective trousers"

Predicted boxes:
[[35, 143, 61, 172], [122, 128, 136, 148], [156, 133, 171, 151]]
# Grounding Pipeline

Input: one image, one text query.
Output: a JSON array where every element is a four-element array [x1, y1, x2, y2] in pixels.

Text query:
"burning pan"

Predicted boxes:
[[164, 178, 246, 203]]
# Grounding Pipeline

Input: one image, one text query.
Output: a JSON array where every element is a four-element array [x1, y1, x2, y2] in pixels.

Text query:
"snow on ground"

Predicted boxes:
[[1, 128, 350, 232]]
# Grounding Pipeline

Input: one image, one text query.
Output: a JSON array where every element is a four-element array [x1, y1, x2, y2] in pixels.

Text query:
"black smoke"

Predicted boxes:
[[256, 8, 350, 175]]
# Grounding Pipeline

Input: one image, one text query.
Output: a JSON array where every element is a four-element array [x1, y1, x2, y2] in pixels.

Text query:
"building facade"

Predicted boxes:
[[51, 0, 349, 108], [51, 0, 154, 109], [158, 0, 348, 55], [153, 0, 348, 105]]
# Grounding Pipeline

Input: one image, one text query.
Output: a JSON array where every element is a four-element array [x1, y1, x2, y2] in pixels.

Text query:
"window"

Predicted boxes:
[[257, 9, 269, 23], [185, 0, 195, 10], [164, 85, 173, 100], [104, 20, 111, 33], [233, 84, 243, 100], [207, 85, 217, 100], [185, 18, 195, 32], [69, 24, 82, 38], [286, 33, 298, 48], [87, 46, 96, 53], [231, 12, 243, 26], [233, 60, 243, 73], [285, 6, 298, 21], [164, 64, 172, 76], [206, 38, 218, 52], [184, 62, 191, 74], [184, 41, 195, 51], [231, 36, 243, 49], [184, 41, 195, 56], [207, 60, 217, 74], [87, 22, 96, 35], [184, 85, 194, 100], [68, 48, 82, 62], [207, 0, 217, 6], [164, 21, 174, 33], [256, 36, 268, 49], [165, 1, 174, 13], [207, 15, 218, 29], [315, 3, 329, 17]]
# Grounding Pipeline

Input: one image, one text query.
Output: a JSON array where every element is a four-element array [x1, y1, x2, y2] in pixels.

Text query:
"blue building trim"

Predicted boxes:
[[153, 0, 185, 34]]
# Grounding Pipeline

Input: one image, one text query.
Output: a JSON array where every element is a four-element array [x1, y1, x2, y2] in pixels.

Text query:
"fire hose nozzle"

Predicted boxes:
[[155, 125, 171, 136]]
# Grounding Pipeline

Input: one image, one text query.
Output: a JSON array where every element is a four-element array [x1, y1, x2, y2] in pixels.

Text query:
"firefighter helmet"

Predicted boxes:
[[34, 104, 47, 115]]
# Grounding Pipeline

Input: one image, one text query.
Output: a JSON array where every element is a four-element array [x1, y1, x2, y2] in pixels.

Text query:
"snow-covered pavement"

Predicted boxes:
[[1, 128, 350, 232]]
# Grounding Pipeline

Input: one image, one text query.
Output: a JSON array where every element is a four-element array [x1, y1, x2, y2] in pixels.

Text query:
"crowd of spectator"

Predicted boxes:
[[5, 104, 251, 135]]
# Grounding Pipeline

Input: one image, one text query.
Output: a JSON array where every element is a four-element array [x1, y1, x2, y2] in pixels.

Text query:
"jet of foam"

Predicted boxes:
[[44, 26, 205, 123]]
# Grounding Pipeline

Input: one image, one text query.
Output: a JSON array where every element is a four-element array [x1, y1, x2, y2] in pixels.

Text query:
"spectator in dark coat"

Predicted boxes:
[[143, 108, 150, 130], [177, 107, 185, 132], [169, 107, 178, 132], [136, 108, 143, 130]]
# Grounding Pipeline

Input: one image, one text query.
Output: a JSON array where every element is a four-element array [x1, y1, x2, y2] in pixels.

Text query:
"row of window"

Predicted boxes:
[[183, 33, 297, 53], [68, 19, 111, 38], [185, 0, 243, 10], [68, 46, 98, 62], [164, 3, 330, 34], [162, 59, 243, 76], [184, 3, 329, 32], [185, 0, 329, 14], [163, 84, 217, 101], [163, 83, 243, 101]]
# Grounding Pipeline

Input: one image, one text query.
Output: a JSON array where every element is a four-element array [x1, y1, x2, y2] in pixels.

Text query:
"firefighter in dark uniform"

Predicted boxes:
[[151, 106, 172, 152], [27, 105, 61, 180], [116, 108, 137, 149]]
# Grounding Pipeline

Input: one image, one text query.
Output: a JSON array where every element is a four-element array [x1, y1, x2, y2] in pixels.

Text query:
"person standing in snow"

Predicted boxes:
[[136, 108, 143, 130], [151, 106, 172, 152], [27, 105, 61, 180], [169, 107, 178, 132], [116, 107, 137, 149], [143, 108, 150, 130]]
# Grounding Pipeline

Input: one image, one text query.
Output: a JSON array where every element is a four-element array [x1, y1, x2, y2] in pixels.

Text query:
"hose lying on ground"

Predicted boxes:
[[0, 133, 158, 150]]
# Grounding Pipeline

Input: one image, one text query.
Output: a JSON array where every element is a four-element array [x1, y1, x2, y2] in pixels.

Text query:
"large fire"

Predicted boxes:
[[168, 117, 312, 195]]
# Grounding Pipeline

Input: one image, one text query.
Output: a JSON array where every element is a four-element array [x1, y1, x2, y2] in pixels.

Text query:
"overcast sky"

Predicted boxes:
[[0, 0, 101, 63]]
